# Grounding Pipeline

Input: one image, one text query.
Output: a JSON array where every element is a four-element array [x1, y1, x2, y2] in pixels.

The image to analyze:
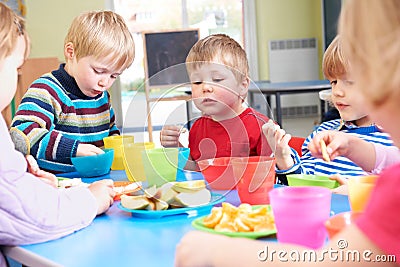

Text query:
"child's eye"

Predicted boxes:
[[213, 78, 224, 83], [192, 81, 202, 85], [330, 80, 337, 85], [94, 69, 103, 74], [345, 80, 354, 85], [111, 74, 119, 79]]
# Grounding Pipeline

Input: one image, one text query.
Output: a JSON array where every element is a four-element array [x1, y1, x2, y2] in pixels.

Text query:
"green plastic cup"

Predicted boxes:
[[141, 147, 179, 187]]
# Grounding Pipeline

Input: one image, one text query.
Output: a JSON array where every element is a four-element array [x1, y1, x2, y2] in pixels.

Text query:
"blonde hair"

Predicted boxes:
[[186, 34, 249, 83], [0, 2, 29, 62], [339, 0, 400, 107], [65, 10, 135, 71], [322, 36, 349, 81]]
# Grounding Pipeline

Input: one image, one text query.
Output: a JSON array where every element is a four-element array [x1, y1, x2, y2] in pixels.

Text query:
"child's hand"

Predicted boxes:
[[262, 120, 293, 170], [329, 174, 348, 195], [88, 179, 116, 215], [76, 144, 105, 157], [175, 231, 225, 267], [329, 174, 348, 185], [26, 155, 58, 188], [160, 125, 184, 147], [308, 131, 354, 161]]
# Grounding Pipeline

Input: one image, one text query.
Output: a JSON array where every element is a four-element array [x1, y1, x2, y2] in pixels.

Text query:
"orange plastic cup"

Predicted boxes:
[[347, 175, 378, 212], [232, 156, 276, 205]]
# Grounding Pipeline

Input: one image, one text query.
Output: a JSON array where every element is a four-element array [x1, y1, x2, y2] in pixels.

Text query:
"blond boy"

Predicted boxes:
[[10, 11, 135, 173]]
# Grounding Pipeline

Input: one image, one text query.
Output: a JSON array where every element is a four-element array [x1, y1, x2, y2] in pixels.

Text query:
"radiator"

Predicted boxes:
[[267, 38, 320, 118]]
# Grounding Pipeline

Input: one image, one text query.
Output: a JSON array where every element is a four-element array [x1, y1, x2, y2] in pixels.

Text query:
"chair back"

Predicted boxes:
[[288, 136, 305, 157]]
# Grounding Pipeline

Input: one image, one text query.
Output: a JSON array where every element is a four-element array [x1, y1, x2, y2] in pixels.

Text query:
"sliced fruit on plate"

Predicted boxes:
[[203, 207, 223, 228], [154, 199, 169, 211], [143, 185, 161, 199], [171, 180, 206, 193], [113, 181, 141, 200], [159, 183, 179, 204], [120, 195, 150, 210], [173, 188, 211, 207]]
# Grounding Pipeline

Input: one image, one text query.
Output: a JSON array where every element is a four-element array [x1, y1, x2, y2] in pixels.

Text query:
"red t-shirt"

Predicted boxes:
[[188, 108, 272, 161], [356, 163, 400, 263]]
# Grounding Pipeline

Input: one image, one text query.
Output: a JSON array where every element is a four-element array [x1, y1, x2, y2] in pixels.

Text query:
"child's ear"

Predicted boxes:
[[238, 76, 250, 98], [64, 42, 75, 60]]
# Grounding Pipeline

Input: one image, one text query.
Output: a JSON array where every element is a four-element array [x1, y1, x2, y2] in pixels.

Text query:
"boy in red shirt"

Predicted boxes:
[[161, 34, 272, 170]]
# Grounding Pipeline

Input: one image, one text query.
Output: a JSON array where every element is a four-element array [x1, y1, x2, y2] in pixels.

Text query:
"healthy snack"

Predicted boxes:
[[319, 139, 331, 162], [113, 181, 141, 200], [120, 181, 211, 211], [202, 202, 275, 233]]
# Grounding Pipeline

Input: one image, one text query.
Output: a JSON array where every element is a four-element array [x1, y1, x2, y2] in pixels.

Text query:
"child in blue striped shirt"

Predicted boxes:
[[10, 10, 135, 173], [262, 36, 394, 183]]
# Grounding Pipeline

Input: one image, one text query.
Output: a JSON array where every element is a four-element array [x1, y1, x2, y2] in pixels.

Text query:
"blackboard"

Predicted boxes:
[[143, 29, 199, 87], [323, 0, 342, 50]]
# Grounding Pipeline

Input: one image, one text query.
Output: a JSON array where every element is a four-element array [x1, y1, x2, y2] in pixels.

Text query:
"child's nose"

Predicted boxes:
[[202, 82, 213, 93], [332, 83, 345, 97], [98, 77, 110, 88]]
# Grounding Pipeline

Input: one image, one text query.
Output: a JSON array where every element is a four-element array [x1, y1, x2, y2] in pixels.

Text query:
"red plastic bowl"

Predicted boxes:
[[324, 211, 362, 239], [197, 157, 239, 190]]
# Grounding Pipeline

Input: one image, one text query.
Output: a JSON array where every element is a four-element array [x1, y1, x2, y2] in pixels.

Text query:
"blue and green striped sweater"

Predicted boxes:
[[10, 64, 120, 173]]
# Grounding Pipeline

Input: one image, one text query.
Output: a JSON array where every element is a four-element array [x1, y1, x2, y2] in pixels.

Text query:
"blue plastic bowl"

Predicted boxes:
[[71, 149, 114, 177]]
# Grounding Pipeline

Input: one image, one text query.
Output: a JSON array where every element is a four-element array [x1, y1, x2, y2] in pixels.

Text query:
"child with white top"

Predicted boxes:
[[0, 5, 115, 266]]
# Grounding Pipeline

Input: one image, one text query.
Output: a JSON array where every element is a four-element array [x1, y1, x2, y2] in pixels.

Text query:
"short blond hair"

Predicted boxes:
[[186, 34, 249, 83], [322, 36, 349, 81], [0, 3, 29, 62], [339, 0, 400, 107], [65, 10, 135, 71]]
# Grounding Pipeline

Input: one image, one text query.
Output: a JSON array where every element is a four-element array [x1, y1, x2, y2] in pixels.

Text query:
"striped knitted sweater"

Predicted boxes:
[[10, 64, 120, 173], [276, 119, 394, 178]]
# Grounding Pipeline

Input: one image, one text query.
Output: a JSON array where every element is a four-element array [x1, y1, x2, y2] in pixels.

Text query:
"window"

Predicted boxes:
[[114, 0, 243, 91], [113, 0, 244, 125]]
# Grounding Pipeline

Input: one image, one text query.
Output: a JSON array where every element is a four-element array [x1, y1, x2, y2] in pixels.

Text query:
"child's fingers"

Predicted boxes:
[[329, 174, 347, 185], [26, 155, 40, 173], [162, 125, 181, 135], [262, 120, 279, 136], [36, 170, 58, 188], [332, 185, 348, 195], [281, 133, 292, 146], [274, 128, 286, 140], [97, 179, 114, 187]]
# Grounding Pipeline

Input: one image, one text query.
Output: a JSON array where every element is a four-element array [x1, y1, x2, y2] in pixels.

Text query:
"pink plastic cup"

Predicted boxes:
[[269, 186, 332, 249], [232, 156, 276, 205]]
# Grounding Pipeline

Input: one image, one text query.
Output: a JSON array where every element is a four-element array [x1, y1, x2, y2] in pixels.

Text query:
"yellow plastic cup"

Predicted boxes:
[[142, 147, 179, 187], [347, 175, 378, 212], [122, 142, 155, 182], [103, 135, 134, 170]]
